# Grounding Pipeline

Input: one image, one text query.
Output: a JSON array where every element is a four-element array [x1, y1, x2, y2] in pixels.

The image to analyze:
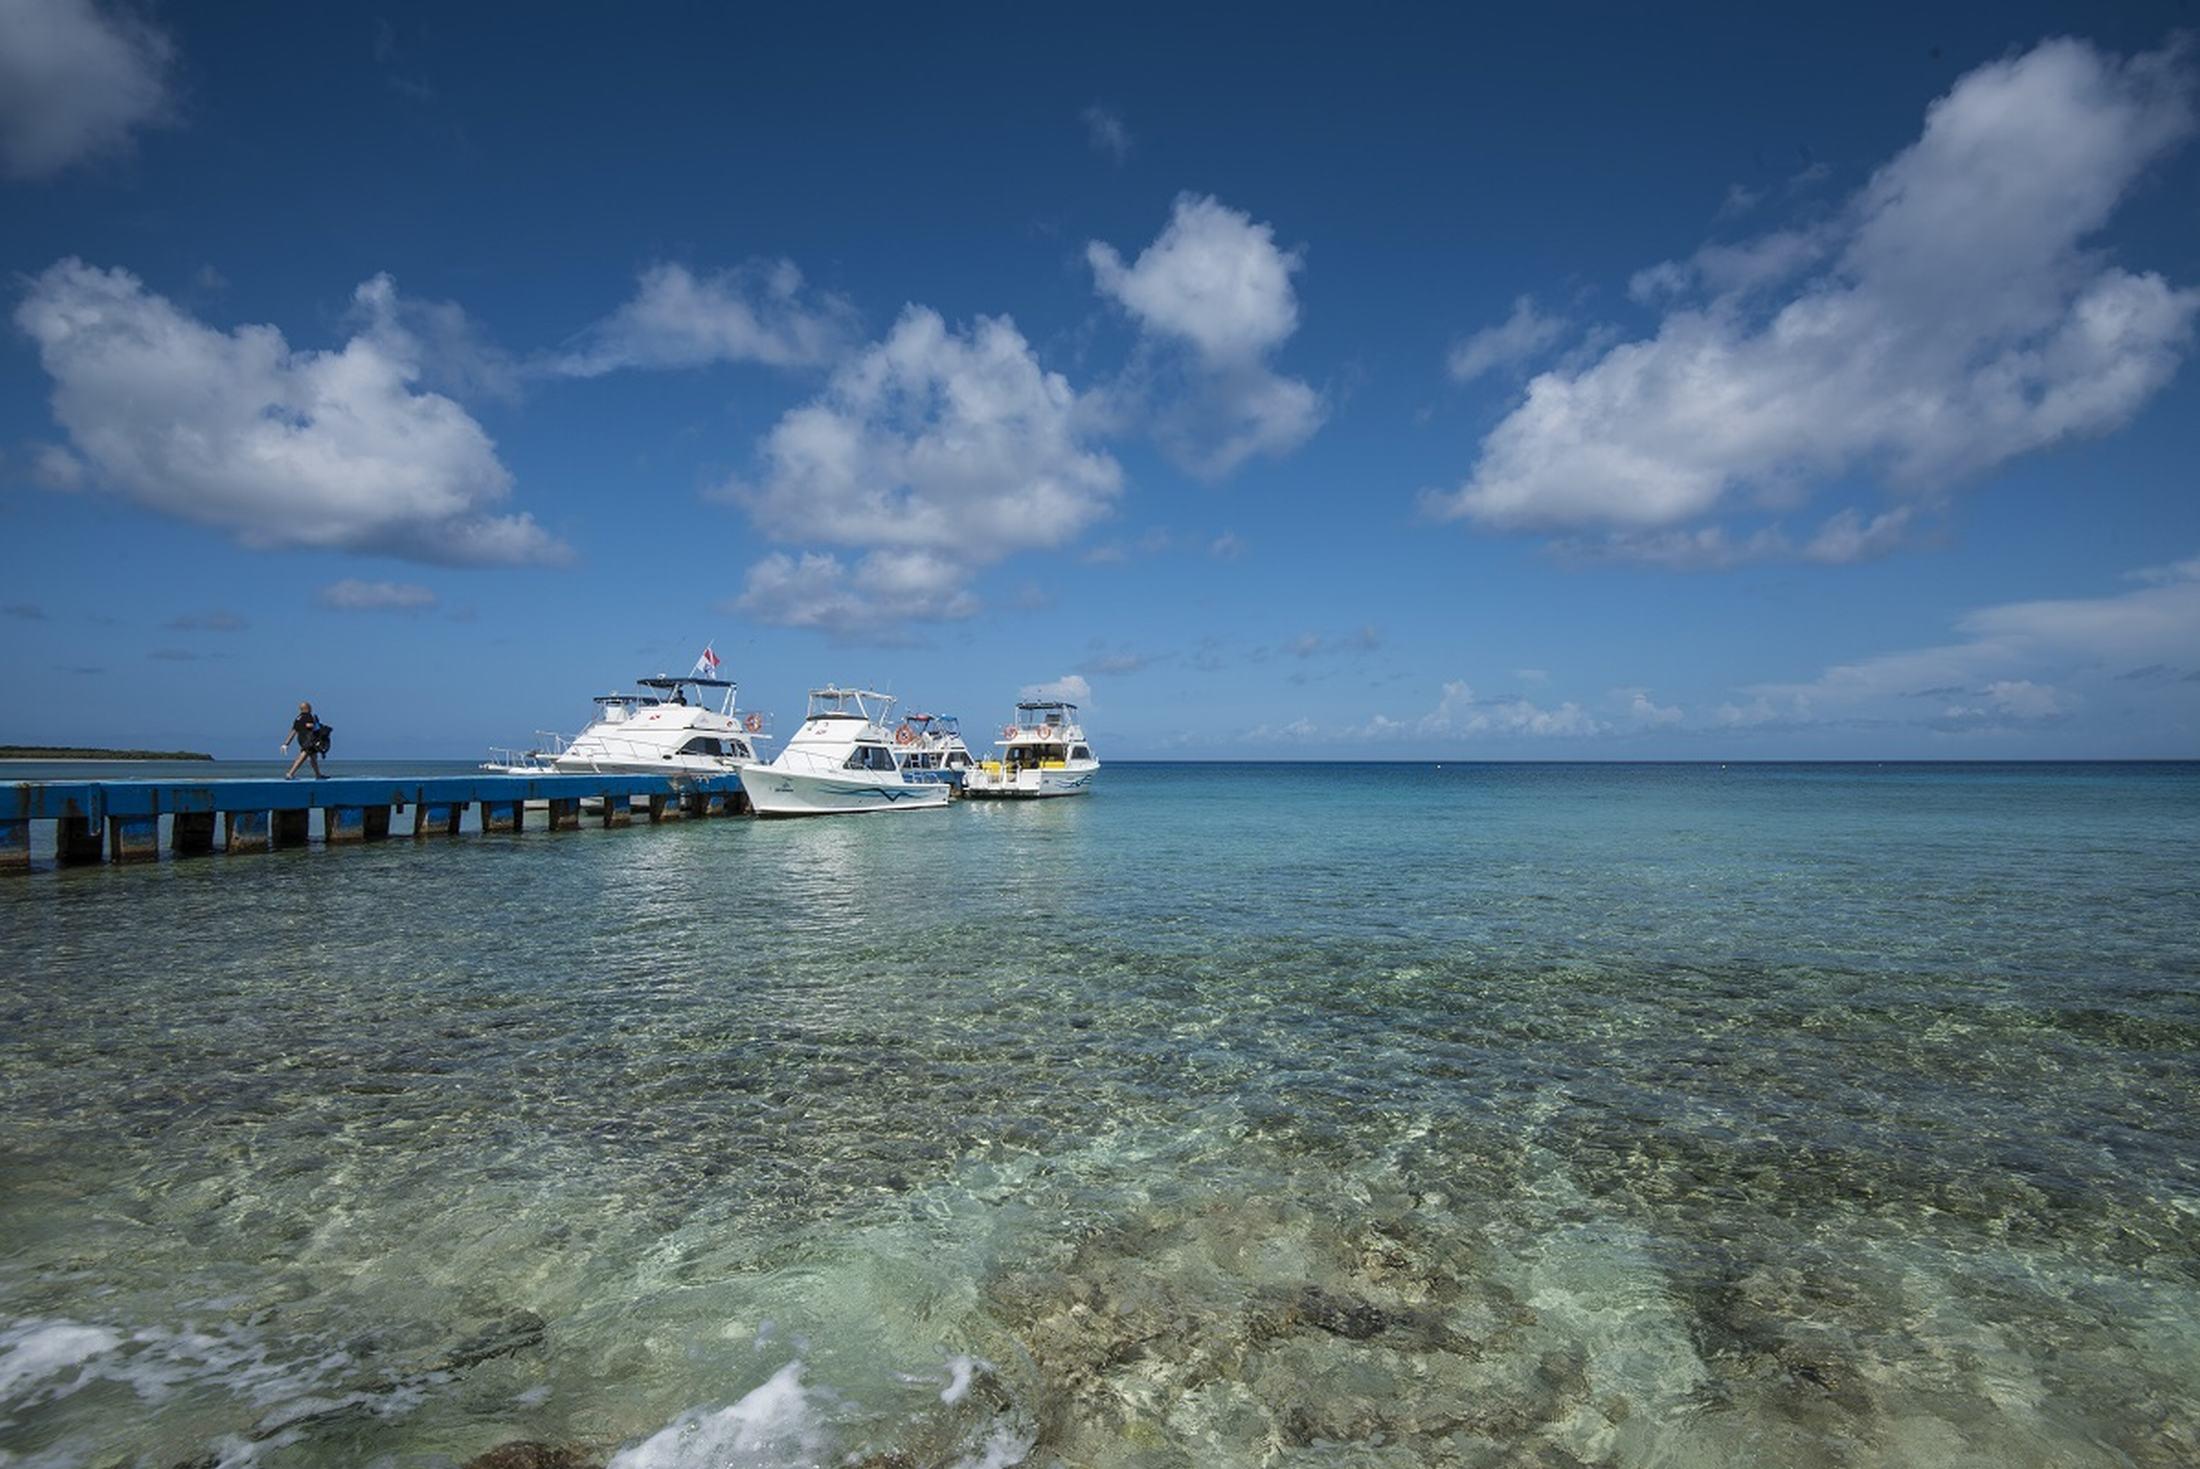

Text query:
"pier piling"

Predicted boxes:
[[107, 816, 160, 863], [548, 798, 580, 831], [482, 800, 522, 834], [1, 821, 28, 872], [415, 802, 460, 838], [328, 807, 367, 843], [601, 796, 632, 828], [225, 810, 271, 853]]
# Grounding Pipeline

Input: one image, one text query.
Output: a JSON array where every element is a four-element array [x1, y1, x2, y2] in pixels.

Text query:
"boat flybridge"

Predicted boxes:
[[746, 687, 952, 817], [892, 712, 976, 791], [963, 700, 1100, 798], [549, 675, 770, 777]]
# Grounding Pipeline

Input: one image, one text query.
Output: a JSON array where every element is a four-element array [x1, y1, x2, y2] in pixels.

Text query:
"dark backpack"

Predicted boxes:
[[313, 722, 333, 754]]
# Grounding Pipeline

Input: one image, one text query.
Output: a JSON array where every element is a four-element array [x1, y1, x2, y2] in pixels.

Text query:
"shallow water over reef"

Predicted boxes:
[[2, 761, 2196, 1466]]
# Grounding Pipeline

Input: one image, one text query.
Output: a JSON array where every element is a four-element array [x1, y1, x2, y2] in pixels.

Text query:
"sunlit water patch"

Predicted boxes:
[[1, 762, 2195, 1466]]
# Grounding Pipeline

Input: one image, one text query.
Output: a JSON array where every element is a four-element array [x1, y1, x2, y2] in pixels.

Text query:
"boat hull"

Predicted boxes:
[[745, 768, 952, 817], [963, 766, 1097, 799]]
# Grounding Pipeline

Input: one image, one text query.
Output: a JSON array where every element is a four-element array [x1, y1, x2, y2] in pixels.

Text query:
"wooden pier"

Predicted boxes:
[[1, 773, 750, 872]]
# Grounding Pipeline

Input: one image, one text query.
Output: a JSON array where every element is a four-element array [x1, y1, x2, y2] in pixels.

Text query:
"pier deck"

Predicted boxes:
[[2, 772, 749, 871]]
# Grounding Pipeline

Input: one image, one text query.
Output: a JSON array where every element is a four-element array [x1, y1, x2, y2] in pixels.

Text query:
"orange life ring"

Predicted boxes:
[[895, 724, 916, 745], [1002, 724, 1018, 739], [744, 713, 763, 733]]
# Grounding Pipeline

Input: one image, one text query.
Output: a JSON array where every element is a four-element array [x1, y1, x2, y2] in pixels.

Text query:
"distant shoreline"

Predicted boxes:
[[0, 747, 214, 761]]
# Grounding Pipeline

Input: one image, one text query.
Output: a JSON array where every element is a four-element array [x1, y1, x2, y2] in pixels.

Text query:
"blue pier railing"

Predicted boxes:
[[1, 773, 749, 871]]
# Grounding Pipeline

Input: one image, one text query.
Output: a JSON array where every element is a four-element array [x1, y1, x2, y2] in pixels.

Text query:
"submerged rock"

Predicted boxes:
[[461, 1442, 600, 1469], [987, 1186, 1604, 1464], [1292, 1284, 1388, 1340], [439, 1309, 550, 1372]]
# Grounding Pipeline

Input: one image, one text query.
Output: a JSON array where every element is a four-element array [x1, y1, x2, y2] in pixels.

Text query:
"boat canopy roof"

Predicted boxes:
[[595, 674, 743, 715], [806, 686, 894, 720], [1016, 699, 1078, 714]]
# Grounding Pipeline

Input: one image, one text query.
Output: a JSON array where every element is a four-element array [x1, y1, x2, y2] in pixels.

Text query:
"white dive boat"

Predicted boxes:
[[891, 712, 976, 792], [746, 687, 952, 817], [550, 674, 770, 776], [963, 699, 1100, 798]]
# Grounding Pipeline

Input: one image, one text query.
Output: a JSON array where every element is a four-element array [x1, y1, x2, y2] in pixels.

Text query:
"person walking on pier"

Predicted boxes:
[[282, 700, 329, 779]]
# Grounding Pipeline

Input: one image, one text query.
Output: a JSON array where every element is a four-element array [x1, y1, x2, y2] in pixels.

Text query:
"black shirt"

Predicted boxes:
[[293, 714, 317, 741]]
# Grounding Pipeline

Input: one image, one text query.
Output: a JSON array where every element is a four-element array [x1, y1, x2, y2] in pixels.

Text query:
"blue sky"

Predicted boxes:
[[2, 2, 2197, 759]]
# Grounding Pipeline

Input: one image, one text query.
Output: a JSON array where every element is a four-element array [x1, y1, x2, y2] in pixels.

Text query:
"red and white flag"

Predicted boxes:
[[692, 644, 721, 678]]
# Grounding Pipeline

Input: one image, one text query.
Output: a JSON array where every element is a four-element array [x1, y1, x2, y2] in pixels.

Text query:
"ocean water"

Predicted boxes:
[[1, 761, 2195, 1468]]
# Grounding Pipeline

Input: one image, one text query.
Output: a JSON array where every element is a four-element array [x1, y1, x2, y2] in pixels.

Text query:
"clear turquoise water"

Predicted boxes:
[[1, 762, 2195, 1468]]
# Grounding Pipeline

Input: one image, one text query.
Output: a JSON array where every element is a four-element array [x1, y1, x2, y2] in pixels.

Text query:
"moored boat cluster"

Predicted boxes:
[[485, 653, 1100, 818]]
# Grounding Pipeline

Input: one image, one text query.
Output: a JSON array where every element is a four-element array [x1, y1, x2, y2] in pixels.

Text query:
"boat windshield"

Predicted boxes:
[[1011, 700, 1078, 735]]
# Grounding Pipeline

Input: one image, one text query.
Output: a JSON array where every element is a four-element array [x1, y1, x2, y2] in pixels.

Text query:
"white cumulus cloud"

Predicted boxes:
[[1430, 39, 2198, 563], [1740, 555, 2200, 730], [1405, 680, 1602, 738], [730, 549, 977, 642], [1620, 688, 1685, 726], [1020, 673, 1092, 707], [16, 259, 565, 565], [726, 306, 1120, 637], [1088, 194, 1325, 478], [1447, 295, 1568, 382], [0, 0, 174, 180], [551, 261, 856, 377]]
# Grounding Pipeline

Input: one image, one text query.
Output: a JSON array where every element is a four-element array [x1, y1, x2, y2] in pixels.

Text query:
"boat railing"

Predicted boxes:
[[483, 747, 557, 772], [483, 730, 572, 771]]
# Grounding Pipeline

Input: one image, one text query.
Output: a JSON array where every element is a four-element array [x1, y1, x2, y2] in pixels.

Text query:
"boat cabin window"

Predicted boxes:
[[678, 736, 723, 757], [842, 744, 898, 772], [1071, 746, 1091, 760]]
